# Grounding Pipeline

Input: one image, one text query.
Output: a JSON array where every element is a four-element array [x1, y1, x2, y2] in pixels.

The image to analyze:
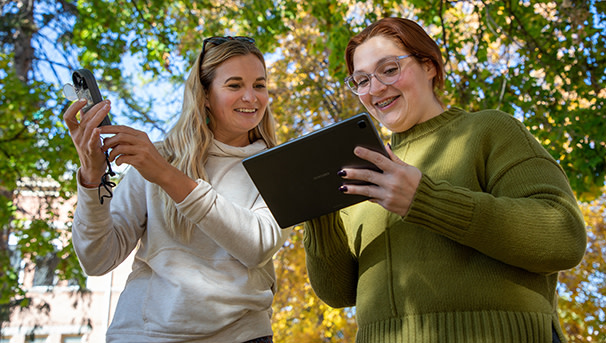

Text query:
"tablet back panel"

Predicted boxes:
[[242, 113, 387, 228]]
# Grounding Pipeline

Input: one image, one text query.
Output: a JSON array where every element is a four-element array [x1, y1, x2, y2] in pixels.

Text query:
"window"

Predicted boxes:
[[8, 244, 21, 270], [62, 335, 83, 343], [32, 253, 59, 287], [8, 236, 24, 284]]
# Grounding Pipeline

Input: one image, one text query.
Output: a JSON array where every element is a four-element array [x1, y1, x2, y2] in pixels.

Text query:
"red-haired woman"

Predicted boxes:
[[303, 17, 586, 343]]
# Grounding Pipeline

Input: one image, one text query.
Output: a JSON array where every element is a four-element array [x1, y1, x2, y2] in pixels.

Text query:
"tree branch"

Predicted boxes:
[[438, 0, 453, 73]]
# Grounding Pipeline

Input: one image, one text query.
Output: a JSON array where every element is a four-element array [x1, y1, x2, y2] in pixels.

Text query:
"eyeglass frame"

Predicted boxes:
[[198, 36, 256, 80], [344, 54, 413, 95]]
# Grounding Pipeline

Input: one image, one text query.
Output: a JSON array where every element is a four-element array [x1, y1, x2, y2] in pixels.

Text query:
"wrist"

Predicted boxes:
[[80, 181, 99, 188], [78, 169, 102, 188], [156, 166, 198, 203], [79, 176, 100, 188]]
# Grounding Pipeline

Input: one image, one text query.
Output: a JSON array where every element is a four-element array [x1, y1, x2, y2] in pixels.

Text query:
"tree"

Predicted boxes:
[[1, 0, 604, 340], [272, 230, 357, 342], [558, 190, 606, 342], [1, 0, 86, 315], [266, 1, 605, 338]]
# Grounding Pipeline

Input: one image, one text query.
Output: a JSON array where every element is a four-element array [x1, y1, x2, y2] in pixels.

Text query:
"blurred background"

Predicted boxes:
[[1, 0, 604, 342]]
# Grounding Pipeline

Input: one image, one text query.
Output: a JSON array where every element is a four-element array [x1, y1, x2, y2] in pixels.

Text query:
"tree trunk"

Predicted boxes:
[[12, 0, 36, 82]]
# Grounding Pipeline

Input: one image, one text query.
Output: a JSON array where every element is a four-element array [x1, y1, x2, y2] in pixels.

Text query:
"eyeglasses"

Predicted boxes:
[[344, 55, 412, 95], [199, 36, 256, 66]]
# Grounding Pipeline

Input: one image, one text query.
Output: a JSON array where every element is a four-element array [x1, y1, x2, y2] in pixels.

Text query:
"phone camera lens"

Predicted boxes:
[[357, 120, 367, 129]]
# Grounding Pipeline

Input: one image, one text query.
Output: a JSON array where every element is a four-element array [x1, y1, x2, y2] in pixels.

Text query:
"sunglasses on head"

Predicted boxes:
[[198, 36, 256, 66]]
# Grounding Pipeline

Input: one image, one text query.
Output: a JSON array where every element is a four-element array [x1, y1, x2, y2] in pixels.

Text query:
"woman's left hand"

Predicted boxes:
[[99, 125, 171, 183], [339, 145, 422, 217]]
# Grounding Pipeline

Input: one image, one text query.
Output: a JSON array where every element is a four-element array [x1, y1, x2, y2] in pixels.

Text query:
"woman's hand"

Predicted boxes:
[[339, 145, 422, 217], [99, 125, 198, 202], [63, 99, 112, 186]]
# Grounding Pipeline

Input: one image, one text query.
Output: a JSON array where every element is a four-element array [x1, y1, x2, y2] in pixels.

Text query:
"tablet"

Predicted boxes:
[[242, 112, 388, 228]]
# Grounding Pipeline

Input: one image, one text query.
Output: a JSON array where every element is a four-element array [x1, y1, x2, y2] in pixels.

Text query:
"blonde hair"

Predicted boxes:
[[156, 39, 277, 242]]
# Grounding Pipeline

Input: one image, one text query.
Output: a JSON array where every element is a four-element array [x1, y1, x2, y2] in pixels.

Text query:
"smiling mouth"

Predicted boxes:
[[236, 108, 257, 113], [375, 96, 398, 108]]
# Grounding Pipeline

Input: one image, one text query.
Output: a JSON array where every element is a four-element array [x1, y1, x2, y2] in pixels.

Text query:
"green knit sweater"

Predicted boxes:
[[304, 108, 586, 343]]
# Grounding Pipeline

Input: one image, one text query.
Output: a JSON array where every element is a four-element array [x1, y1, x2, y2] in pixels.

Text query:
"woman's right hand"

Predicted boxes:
[[63, 98, 112, 187], [339, 145, 422, 217]]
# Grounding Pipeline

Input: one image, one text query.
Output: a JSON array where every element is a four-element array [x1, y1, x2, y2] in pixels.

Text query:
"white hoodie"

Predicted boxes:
[[72, 139, 291, 342]]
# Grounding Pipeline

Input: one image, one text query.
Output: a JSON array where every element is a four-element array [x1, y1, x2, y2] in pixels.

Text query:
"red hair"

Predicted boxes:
[[345, 17, 445, 92]]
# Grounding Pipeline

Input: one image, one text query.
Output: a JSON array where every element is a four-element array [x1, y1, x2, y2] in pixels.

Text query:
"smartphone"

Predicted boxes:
[[71, 69, 112, 126]]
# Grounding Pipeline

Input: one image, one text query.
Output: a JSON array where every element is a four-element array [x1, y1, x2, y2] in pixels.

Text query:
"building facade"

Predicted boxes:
[[2, 178, 132, 343]]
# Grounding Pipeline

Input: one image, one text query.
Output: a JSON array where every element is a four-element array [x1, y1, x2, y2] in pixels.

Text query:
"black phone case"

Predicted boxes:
[[72, 69, 112, 126]]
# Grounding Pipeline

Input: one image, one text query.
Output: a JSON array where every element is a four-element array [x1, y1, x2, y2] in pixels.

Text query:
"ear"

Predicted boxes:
[[204, 92, 211, 110], [424, 60, 437, 80], [203, 94, 212, 117]]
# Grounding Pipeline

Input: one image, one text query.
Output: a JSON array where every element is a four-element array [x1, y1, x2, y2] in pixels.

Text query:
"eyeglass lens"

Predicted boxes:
[[349, 59, 401, 94], [346, 55, 413, 95]]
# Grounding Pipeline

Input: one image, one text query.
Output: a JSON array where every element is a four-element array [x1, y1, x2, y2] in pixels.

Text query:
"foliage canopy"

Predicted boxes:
[[1, 0, 604, 341]]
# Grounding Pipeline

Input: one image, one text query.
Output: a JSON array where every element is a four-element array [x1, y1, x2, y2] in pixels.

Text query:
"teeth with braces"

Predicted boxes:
[[377, 97, 396, 107]]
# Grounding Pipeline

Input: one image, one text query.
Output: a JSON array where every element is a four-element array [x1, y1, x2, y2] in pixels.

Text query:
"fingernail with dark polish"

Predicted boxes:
[[337, 170, 346, 177], [387, 143, 392, 150], [339, 185, 348, 192]]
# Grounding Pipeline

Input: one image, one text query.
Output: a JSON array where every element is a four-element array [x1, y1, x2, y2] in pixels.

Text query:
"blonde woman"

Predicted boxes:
[[64, 37, 290, 343]]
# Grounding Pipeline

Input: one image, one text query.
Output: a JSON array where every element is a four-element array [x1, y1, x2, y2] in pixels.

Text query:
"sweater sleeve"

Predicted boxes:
[[405, 117, 586, 275], [72, 167, 147, 276], [303, 212, 358, 308], [175, 180, 290, 269]]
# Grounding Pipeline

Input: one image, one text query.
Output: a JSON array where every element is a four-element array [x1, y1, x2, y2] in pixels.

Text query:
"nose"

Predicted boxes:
[[242, 86, 256, 102], [368, 75, 387, 95]]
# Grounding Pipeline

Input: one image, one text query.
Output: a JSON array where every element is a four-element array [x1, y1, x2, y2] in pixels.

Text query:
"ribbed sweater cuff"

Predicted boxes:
[[405, 175, 475, 241], [303, 212, 349, 257], [74, 169, 112, 225], [357, 311, 553, 343]]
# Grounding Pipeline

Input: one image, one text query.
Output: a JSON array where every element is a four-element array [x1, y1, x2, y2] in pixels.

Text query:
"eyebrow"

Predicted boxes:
[[224, 76, 266, 83], [353, 56, 398, 74]]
